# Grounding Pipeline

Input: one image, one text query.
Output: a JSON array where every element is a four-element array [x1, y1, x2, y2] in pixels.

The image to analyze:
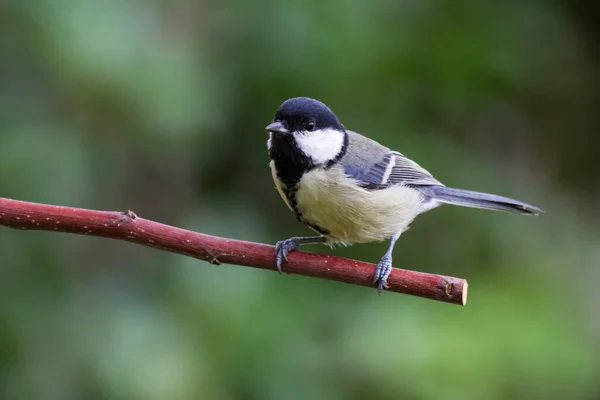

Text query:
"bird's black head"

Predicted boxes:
[[266, 97, 348, 188], [268, 97, 345, 134]]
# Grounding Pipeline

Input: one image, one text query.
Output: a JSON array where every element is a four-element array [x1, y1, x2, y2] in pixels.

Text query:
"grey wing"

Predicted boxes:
[[342, 149, 443, 189], [340, 130, 443, 189]]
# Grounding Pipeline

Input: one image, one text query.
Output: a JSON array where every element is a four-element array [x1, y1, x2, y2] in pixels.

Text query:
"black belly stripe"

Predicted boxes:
[[281, 186, 300, 218], [305, 221, 331, 235], [270, 133, 314, 226], [282, 184, 330, 235], [269, 131, 345, 238]]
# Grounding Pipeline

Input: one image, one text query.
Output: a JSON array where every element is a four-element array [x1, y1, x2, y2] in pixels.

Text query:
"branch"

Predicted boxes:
[[0, 197, 467, 305]]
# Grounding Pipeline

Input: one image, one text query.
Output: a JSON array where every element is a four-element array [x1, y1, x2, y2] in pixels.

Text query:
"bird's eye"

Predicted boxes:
[[305, 121, 315, 131]]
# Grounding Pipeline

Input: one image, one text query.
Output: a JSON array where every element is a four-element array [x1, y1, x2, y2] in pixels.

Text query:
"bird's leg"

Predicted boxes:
[[373, 232, 401, 295], [275, 236, 327, 273]]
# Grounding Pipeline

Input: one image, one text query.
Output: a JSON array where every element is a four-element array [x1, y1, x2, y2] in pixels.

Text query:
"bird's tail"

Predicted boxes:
[[429, 186, 543, 216]]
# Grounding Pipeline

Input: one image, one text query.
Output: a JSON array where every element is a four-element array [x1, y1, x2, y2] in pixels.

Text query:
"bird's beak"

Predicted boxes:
[[265, 121, 289, 134]]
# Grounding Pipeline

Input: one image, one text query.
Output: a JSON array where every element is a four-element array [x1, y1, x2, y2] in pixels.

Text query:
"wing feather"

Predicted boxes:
[[386, 151, 443, 187], [340, 130, 443, 189]]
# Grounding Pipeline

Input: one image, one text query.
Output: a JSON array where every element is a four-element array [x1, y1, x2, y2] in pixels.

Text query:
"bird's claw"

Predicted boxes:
[[275, 238, 301, 274], [373, 254, 393, 295]]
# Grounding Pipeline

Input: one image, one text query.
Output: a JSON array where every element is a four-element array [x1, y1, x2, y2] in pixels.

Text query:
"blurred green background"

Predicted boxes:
[[1, 0, 599, 399]]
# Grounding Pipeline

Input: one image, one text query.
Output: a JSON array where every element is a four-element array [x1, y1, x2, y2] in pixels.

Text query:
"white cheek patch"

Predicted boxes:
[[294, 128, 345, 165], [266, 133, 273, 150]]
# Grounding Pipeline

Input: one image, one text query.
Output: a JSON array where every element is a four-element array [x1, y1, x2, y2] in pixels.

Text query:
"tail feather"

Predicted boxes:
[[429, 186, 543, 216]]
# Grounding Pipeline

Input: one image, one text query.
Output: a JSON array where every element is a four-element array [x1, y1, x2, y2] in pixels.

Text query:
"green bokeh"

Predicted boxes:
[[1, 1, 598, 399]]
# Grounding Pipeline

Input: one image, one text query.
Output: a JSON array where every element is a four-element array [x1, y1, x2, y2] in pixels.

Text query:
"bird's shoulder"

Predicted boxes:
[[339, 130, 390, 166]]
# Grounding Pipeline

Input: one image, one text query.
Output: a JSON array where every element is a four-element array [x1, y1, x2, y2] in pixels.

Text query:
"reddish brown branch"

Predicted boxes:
[[0, 197, 467, 305]]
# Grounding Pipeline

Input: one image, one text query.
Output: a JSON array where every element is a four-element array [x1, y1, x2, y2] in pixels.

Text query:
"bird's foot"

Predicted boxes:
[[275, 238, 301, 274], [373, 254, 393, 295]]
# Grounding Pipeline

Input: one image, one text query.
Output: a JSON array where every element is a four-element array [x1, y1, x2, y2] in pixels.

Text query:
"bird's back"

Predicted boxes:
[[340, 130, 390, 167]]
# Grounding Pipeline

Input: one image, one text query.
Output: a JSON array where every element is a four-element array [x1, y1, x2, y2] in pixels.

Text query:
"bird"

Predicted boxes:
[[265, 97, 542, 294]]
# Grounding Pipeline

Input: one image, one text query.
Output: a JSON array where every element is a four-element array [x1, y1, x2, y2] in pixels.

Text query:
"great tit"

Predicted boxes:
[[266, 97, 542, 294]]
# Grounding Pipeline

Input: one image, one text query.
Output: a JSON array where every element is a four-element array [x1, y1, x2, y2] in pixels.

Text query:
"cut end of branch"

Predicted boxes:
[[441, 278, 468, 306], [462, 281, 468, 306], [443, 279, 468, 306]]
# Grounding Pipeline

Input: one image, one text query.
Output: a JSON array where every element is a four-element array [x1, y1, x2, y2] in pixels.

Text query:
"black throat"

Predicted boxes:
[[269, 134, 314, 188]]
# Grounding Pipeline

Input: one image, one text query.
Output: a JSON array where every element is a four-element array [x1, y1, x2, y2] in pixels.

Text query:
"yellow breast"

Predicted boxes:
[[272, 164, 423, 244]]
